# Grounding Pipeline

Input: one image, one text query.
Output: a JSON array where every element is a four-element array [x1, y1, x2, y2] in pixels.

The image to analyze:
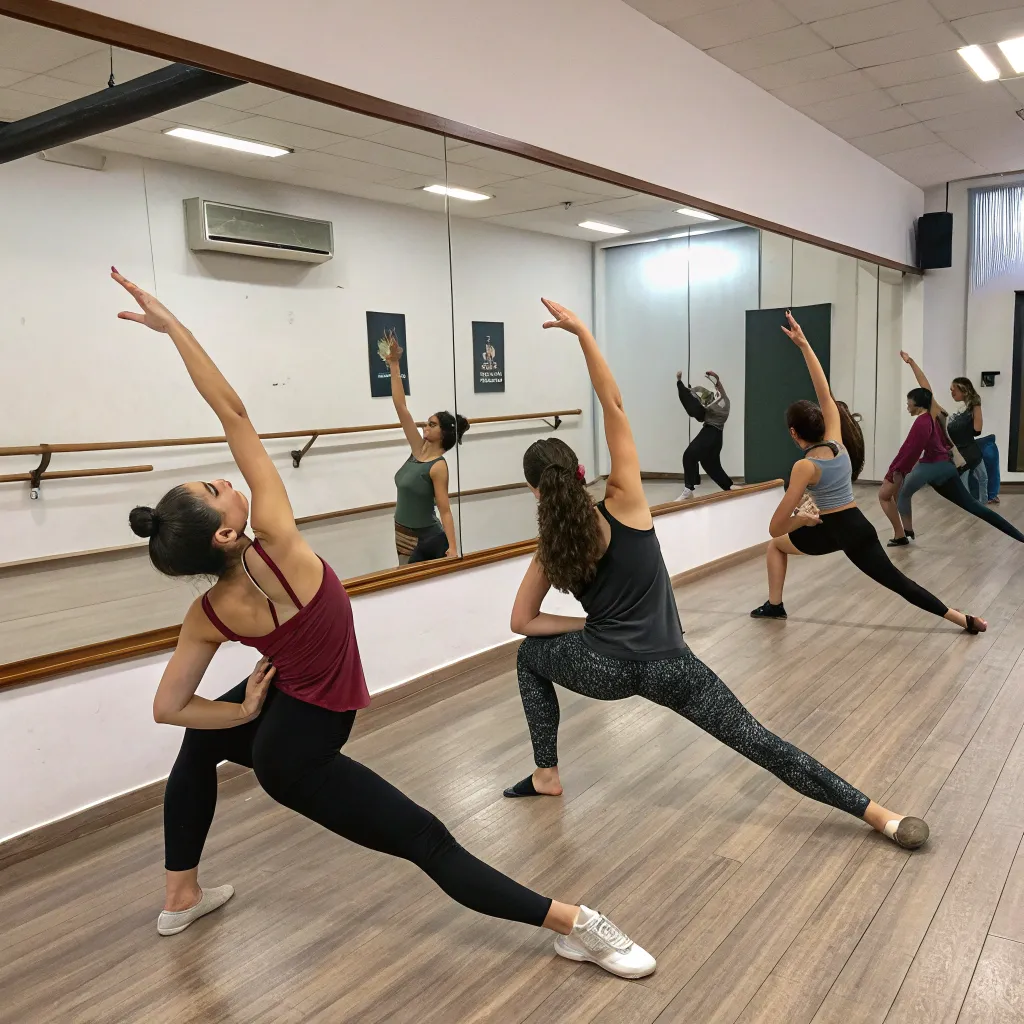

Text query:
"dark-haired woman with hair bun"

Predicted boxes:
[[749, 314, 985, 634], [384, 336, 466, 565], [503, 298, 932, 859], [113, 270, 658, 978]]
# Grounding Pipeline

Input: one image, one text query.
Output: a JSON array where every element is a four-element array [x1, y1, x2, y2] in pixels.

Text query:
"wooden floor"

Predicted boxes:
[[3, 486, 1023, 1023], [0, 478, 691, 663]]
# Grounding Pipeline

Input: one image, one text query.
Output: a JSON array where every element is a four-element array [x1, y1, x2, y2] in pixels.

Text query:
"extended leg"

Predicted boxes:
[[933, 473, 1024, 543]]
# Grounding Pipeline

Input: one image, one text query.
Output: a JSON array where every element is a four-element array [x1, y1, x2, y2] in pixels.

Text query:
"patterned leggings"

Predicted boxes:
[[516, 632, 870, 818]]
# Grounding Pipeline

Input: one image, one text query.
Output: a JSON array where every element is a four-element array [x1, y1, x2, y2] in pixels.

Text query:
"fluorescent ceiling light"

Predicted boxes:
[[998, 36, 1024, 74], [422, 184, 491, 201], [578, 221, 629, 235], [958, 45, 1000, 82], [163, 126, 291, 157], [676, 207, 719, 222]]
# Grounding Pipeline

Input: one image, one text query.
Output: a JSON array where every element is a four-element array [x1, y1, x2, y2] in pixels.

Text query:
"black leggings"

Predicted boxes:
[[683, 425, 733, 491], [790, 506, 948, 618], [516, 633, 870, 817], [164, 680, 552, 927]]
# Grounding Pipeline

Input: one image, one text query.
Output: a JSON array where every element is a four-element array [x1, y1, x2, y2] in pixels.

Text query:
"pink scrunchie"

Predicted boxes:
[[576, 464, 586, 481]]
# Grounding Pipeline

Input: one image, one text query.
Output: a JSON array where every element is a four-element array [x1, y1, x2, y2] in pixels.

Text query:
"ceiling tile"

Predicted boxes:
[[776, 0, 893, 19], [244, 95, 388, 138], [161, 100, 254, 131], [744, 48, 854, 88], [811, 0, 943, 49], [205, 84, 285, 111], [877, 142, 989, 184], [364, 124, 448, 158], [937, 127, 1024, 169], [951, 8, 1024, 45], [319, 137, 446, 175], [886, 71, 986, 103], [458, 148, 548, 177], [0, 68, 30, 87], [862, 51, 967, 86], [1003, 77, 1024, 103], [8, 74, 93, 102], [525, 169, 637, 197], [0, 20, 100, 75], [216, 114, 345, 150], [0, 88, 53, 120], [922, 105, 1023, 133], [441, 165, 518, 189], [770, 69, 877, 105], [707, 26, 832, 72], [836, 23, 962, 67], [826, 104, 917, 137], [627, 0, 744, 21], [853, 121, 940, 155], [663, 0, 799, 50], [45, 47, 168, 87], [930, 0, 1024, 16], [800, 88, 895, 122], [901, 84, 1016, 122], [281, 148, 408, 183]]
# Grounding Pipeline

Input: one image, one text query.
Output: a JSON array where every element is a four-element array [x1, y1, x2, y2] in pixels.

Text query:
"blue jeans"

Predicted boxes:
[[978, 435, 1000, 501], [960, 460, 988, 503]]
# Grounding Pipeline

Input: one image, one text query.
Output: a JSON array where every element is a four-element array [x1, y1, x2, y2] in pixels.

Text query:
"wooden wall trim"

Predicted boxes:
[[0, 540, 769, 871], [0, 480, 782, 690], [0, 0, 919, 275]]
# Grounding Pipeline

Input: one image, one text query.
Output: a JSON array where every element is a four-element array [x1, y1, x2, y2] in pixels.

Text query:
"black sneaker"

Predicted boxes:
[[750, 600, 787, 619], [887, 536, 910, 547]]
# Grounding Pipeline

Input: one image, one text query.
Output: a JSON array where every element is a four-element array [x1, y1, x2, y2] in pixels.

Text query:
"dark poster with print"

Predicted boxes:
[[367, 311, 409, 398], [473, 321, 505, 393]]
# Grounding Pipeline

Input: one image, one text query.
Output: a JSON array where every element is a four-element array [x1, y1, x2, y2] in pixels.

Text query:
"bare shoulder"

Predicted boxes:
[[182, 595, 226, 643]]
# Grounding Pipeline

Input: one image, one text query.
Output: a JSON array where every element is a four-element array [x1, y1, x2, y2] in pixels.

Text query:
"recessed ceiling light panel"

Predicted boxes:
[[998, 36, 1024, 75], [676, 206, 719, 221], [958, 45, 1000, 82], [163, 126, 291, 157], [578, 221, 629, 235], [422, 184, 491, 201]]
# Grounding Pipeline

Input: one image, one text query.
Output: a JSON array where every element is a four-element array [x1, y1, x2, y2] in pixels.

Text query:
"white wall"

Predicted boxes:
[[0, 151, 593, 561], [0, 485, 781, 842], [923, 175, 1024, 481], [600, 228, 758, 476], [50, 0, 922, 264]]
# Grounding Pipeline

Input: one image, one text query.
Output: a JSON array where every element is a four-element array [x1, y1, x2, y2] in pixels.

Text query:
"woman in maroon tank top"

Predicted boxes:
[[111, 270, 655, 979]]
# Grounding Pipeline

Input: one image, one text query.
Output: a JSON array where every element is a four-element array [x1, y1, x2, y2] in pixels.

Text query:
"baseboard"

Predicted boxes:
[[0, 541, 765, 872]]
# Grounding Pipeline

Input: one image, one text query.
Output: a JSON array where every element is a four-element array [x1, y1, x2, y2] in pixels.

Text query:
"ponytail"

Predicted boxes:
[[835, 400, 864, 481], [523, 438, 601, 595]]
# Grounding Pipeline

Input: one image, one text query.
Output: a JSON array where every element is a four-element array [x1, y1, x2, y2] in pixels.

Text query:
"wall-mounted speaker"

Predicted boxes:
[[916, 211, 953, 270]]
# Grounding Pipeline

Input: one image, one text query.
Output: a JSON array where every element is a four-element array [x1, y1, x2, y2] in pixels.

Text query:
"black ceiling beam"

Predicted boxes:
[[0, 64, 240, 165]]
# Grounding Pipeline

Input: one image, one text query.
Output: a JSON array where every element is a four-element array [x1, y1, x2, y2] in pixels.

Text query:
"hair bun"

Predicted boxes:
[[455, 414, 470, 444], [129, 505, 159, 538]]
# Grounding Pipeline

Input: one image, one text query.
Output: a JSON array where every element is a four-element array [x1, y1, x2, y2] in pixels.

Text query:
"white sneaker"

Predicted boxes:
[[157, 884, 234, 936], [553, 906, 656, 979], [674, 488, 695, 502]]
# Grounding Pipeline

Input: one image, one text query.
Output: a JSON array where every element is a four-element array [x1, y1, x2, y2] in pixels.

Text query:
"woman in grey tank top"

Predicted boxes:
[[750, 313, 985, 636], [384, 337, 468, 564], [502, 299, 933, 854]]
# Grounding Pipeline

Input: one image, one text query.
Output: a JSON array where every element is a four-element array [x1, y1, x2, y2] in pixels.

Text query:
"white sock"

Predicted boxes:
[[574, 905, 598, 930], [883, 819, 901, 840]]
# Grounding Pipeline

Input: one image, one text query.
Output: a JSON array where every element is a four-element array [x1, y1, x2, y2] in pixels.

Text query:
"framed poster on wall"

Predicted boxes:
[[472, 321, 505, 393], [367, 311, 409, 398]]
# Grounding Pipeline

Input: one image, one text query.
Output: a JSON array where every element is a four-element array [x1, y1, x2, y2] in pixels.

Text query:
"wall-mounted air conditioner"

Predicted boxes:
[[183, 198, 334, 263]]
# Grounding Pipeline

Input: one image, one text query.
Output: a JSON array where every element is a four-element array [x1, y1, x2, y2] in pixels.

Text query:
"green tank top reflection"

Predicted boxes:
[[394, 455, 444, 529]]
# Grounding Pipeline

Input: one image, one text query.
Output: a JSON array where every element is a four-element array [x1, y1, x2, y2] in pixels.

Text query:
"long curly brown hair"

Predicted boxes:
[[523, 437, 601, 595]]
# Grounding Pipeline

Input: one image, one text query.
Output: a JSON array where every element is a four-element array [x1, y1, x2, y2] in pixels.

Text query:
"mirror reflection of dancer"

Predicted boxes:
[[504, 298, 931, 872], [384, 336, 467, 565], [112, 272, 652, 978], [674, 369, 733, 500], [877, 361, 1022, 547], [750, 312, 987, 635], [902, 353, 1001, 504]]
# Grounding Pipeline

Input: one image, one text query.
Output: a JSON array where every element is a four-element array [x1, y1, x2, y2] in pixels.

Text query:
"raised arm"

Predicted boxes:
[[542, 298, 648, 526], [385, 335, 423, 452], [676, 372, 707, 421], [899, 351, 945, 416], [112, 269, 296, 544], [783, 310, 841, 443], [707, 371, 726, 398]]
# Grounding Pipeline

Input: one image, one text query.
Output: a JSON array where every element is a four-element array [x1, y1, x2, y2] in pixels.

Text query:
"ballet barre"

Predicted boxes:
[[0, 409, 581, 497]]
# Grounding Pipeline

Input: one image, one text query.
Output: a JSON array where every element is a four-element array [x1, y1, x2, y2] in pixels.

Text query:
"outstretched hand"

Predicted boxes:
[[111, 267, 178, 334], [541, 298, 586, 337], [899, 350, 912, 364], [385, 332, 404, 365], [780, 310, 808, 347]]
